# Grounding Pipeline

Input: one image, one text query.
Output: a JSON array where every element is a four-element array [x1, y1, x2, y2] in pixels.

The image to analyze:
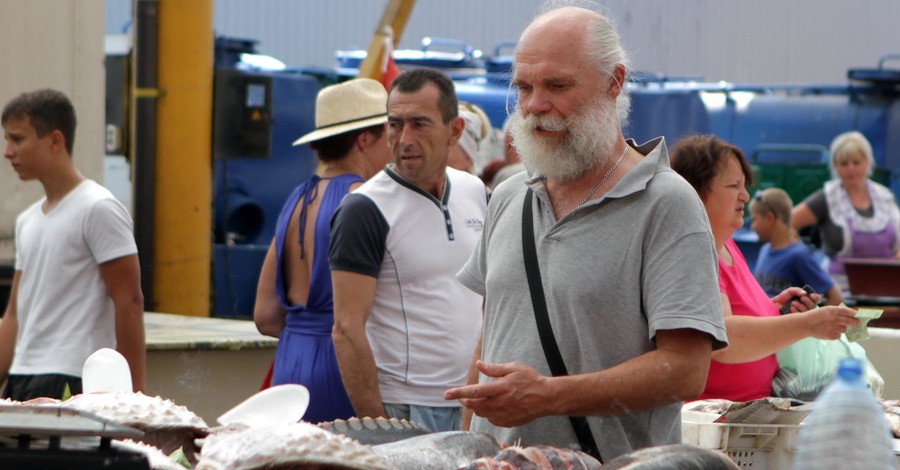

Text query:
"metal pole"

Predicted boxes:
[[132, 0, 159, 311]]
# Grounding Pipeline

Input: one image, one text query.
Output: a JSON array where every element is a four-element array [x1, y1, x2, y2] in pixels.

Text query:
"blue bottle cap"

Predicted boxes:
[[835, 357, 863, 382]]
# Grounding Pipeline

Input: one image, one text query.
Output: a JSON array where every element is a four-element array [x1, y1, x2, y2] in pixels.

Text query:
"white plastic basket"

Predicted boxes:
[[682, 411, 800, 469]]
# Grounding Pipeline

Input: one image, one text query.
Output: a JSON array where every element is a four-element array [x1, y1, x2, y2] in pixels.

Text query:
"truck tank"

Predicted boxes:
[[211, 37, 322, 318], [341, 41, 899, 203], [339, 43, 900, 271], [211, 40, 900, 318]]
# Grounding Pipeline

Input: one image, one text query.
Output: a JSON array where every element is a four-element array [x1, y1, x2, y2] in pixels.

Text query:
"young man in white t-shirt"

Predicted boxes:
[[0, 89, 145, 400]]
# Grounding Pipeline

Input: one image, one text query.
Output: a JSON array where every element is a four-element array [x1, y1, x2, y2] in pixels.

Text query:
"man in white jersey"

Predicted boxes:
[[330, 68, 487, 432], [1, 89, 145, 400]]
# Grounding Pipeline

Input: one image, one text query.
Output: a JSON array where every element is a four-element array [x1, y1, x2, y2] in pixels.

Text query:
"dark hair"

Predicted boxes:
[[309, 123, 385, 162], [670, 134, 753, 201], [2, 89, 77, 155], [389, 68, 459, 124]]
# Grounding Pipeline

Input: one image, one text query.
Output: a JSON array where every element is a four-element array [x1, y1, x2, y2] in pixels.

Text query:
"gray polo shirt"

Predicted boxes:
[[458, 137, 727, 459]]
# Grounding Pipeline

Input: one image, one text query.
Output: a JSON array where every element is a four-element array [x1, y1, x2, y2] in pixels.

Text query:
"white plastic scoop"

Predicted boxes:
[[82, 348, 133, 393], [217, 384, 310, 428]]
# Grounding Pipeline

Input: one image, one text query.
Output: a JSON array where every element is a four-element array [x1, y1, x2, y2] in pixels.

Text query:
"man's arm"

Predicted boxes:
[[0, 271, 22, 387], [254, 242, 285, 338], [445, 328, 713, 427], [99, 255, 145, 393], [331, 269, 383, 418]]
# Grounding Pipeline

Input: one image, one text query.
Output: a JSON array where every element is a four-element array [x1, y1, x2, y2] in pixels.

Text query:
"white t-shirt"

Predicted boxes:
[[13, 180, 137, 377]]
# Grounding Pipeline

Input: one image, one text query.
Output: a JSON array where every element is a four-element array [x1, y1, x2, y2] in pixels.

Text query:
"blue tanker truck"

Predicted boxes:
[[210, 37, 900, 318]]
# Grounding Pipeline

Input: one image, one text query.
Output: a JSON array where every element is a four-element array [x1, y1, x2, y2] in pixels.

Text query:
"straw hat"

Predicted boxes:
[[292, 78, 388, 146]]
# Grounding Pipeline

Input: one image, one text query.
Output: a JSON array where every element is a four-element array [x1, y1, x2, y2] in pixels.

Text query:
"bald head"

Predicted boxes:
[[524, 5, 626, 79], [524, 6, 600, 37], [519, 7, 593, 68], [516, 4, 631, 121]]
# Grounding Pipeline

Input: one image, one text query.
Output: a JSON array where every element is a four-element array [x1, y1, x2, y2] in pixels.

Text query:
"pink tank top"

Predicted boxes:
[[697, 239, 779, 401]]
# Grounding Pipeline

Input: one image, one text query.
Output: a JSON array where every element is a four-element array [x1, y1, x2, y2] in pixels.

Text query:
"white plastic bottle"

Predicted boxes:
[[794, 357, 896, 469]]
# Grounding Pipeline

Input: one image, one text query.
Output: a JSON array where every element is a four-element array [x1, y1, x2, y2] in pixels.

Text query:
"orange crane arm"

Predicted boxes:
[[358, 0, 416, 81]]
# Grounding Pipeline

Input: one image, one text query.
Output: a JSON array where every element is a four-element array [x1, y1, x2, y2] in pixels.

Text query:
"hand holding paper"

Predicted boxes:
[[846, 307, 883, 342]]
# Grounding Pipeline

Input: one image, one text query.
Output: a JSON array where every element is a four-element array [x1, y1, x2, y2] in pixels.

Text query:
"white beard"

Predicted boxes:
[[509, 95, 620, 182]]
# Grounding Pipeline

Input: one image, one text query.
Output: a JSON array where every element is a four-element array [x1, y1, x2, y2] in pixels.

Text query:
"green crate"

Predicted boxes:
[[747, 143, 892, 205], [749, 164, 831, 205], [749, 164, 891, 206]]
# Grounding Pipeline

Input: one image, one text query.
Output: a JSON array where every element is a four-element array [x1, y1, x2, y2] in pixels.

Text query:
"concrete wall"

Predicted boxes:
[[147, 348, 275, 425], [0, 0, 106, 264]]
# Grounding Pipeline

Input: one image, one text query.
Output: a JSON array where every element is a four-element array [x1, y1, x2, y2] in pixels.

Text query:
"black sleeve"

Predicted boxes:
[[803, 189, 828, 221], [329, 193, 390, 278], [802, 188, 844, 256]]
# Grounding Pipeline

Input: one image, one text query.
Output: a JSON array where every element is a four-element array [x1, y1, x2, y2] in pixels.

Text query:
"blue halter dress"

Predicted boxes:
[[271, 173, 362, 423]]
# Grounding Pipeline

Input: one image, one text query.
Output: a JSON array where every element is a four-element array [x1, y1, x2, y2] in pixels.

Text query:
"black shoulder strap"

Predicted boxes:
[[521, 189, 603, 463]]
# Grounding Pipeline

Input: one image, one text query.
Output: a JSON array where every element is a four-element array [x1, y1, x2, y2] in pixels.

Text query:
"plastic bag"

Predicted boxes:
[[771, 334, 879, 401], [864, 357, 885, 399]]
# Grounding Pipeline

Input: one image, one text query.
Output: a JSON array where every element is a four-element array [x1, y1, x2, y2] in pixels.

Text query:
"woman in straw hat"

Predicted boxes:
[[254, 78, 392, 422]]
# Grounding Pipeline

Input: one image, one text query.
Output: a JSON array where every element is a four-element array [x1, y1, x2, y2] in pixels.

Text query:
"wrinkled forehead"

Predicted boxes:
[[388, 85, 443, 120], [514, 21, 595, 86]]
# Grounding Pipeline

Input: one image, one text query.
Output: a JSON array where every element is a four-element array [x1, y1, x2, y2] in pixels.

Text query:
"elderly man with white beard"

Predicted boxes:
[[444, 2, 728, 463]]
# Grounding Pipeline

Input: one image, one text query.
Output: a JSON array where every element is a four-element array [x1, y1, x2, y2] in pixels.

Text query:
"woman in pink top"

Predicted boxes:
[[670, 135, 859, 401]]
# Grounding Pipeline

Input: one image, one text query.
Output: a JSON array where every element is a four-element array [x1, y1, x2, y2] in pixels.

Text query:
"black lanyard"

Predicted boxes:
[[521, 188, 602, 463]]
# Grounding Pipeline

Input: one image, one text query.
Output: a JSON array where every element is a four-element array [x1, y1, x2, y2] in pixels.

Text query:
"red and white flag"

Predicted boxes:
[[380, 26, 401, 90]]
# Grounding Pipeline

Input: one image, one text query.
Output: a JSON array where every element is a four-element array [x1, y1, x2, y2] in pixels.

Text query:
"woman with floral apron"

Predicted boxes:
[[793, 131, 900, 295]]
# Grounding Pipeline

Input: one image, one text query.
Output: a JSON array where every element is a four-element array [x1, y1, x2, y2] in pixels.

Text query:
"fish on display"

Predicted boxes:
[[373, 431, 501, 470], [318, 416, 432, 445], [601, 443, 740, 469], [196, 421, 395, 470], [880, 399, 900, 438], [683, 399, 733, 415], [62, 391, 209, 462], [461, 445, 602, 469], [112, 439, 186, 470]]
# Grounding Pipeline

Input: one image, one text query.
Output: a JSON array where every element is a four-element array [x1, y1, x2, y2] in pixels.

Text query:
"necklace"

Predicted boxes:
[[576, 146, 630, 208]]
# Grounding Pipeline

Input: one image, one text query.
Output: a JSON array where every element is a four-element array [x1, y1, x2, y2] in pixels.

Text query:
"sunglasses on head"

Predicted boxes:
[[753, 190, 773, 214]]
